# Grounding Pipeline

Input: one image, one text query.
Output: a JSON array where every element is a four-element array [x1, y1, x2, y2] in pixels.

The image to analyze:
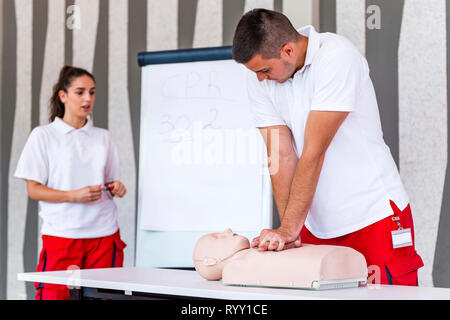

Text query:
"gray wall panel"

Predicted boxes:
[[336, 0, 365, 55], [398, 0, 447, 287], [25, 0, 48, 299], [146, 0, 177, 51], [193, 0, 222, 47], [128, 0, 147, 245], [223, 0, 245, 45], [108, 0, 136, 267], [0, 0, 15, 301], [319, 0, 336, 32], [65, 0, 73, 65], [8, 0, 33, 300], [178, 0, 197, 49], [92, 0, 108, 129], [72, 0, 99, 72], [0, 0, 2, 295], [433, 0, 450, 288], [244, 0, 274, 12], [366, 0, 404, 167]]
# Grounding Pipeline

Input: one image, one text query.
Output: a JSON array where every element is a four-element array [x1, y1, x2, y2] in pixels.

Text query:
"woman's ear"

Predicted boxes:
[[58, 90, 67, 104]]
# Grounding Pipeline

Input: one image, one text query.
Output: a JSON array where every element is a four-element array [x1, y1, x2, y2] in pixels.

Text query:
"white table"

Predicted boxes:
[[17, 267, 450, 300]]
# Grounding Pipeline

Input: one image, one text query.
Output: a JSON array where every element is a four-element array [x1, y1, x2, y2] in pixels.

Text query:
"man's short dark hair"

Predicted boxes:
[[232, 8, 300, 64]]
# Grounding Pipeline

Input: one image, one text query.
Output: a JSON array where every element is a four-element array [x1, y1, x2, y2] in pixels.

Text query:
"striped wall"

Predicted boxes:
[[0, 0, 448, 299]]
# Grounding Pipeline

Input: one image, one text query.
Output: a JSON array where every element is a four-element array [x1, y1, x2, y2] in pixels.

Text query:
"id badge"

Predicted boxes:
[[391, 228, 413, 249]]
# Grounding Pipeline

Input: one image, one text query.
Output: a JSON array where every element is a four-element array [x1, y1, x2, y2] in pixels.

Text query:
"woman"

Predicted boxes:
[[14, 66, 127, 300]]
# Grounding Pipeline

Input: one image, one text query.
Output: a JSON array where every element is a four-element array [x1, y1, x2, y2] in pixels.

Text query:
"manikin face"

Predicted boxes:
[[206, 229, 250, 258], [193, 229, 250, 280], [59, 75, 96, 120]]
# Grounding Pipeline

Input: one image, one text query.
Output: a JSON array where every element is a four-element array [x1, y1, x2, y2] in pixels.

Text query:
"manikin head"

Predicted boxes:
[[192, 229, 250, 280]]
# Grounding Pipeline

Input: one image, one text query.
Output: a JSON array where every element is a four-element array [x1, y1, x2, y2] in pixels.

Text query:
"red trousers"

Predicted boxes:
[[300, 201, 424, 286], [35, 230, 127, 300]]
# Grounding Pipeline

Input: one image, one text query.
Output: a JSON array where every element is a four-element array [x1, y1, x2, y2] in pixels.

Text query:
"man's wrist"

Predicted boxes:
[[278, 222, 303, 238], [280, 207, 307, 236]]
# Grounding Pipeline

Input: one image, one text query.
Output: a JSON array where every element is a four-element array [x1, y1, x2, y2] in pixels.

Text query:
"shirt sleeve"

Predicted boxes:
[[14, 127, 49, 185], [311, 48, 365, 112], [246, 71, 285, 128], [104, 131, 120, 183]]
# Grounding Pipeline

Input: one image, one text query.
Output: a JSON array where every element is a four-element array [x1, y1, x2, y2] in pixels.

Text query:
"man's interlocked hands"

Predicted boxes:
[[251, 226, 302, 252]]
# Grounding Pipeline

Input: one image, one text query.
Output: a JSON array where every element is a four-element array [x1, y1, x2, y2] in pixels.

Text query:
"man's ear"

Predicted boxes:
[[280, 42, 295, 58]]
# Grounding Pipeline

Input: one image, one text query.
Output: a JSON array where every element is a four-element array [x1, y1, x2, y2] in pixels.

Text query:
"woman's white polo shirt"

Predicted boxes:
[[14, 117, 120, 239]]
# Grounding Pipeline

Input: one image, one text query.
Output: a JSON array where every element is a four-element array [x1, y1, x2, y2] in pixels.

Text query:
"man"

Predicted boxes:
[[232, 9, 423, 285]]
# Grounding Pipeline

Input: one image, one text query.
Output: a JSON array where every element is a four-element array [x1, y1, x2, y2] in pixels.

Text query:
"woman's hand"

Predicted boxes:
[[69, 184, 103, 203], [106, 181, 127, 198]]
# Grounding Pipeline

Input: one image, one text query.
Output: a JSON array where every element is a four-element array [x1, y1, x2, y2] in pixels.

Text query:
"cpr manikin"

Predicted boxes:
[[193, 229, 368, 290]]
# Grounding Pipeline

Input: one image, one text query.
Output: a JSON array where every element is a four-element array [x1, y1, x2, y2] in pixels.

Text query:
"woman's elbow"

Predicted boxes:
[[26, 181, 41, 201]]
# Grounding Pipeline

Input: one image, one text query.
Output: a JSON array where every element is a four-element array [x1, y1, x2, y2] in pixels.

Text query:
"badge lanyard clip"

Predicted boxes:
[[392, 216, 403, 230]]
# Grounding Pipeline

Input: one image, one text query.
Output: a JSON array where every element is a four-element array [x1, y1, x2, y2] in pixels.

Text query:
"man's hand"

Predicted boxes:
[[251, 227, 302, 252]]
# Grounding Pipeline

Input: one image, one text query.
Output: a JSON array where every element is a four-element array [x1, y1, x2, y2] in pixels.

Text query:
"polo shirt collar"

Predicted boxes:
[[296, 25, 321, 74], [52, 116, 93, 135]]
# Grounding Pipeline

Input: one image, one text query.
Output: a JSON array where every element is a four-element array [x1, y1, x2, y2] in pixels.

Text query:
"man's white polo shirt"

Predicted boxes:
[[14, 117, 120, 239], [247, 25, 409, 239]]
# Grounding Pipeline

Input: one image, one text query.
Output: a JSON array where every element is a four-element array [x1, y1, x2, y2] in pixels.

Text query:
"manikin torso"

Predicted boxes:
[[193, 229, 368, 289]]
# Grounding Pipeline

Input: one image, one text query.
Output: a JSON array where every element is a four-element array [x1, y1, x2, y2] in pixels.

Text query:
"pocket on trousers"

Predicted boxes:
[[111, 237, 127, 267], [385, 252, 424, 286], [35, 249, 48, 290]]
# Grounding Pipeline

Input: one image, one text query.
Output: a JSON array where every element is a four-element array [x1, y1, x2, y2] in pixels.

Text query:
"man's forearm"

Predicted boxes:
[[280, 152, 326, 235], [270, 154, 297, 221]]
